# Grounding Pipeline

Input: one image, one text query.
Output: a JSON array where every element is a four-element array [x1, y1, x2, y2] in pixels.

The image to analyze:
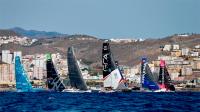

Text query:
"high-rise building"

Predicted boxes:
[[2, 50, 13, 64], [0, 61, 15, 83]]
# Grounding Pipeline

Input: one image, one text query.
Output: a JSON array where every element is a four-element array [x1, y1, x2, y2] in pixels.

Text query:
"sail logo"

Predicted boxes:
[[103, 45, 108, 50], [141, 62, 146, 84], [103, 53, 108, 60], [103, 53, 109, 71]]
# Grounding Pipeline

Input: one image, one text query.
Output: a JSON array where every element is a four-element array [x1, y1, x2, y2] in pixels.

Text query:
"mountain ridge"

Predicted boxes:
[[0, 29, 21, 37], [10, 27, 68, 38]]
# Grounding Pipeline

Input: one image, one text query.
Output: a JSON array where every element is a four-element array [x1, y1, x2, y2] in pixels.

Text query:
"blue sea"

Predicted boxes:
[[0, 92, 199, 112]]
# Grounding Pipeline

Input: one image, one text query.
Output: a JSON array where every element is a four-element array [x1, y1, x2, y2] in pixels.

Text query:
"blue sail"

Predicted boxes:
[[141, 57, 159, 91], [15, 56, 33, 92]]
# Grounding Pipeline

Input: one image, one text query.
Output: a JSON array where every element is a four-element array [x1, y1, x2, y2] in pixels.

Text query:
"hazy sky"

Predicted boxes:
[[0, 0, 199, 38]]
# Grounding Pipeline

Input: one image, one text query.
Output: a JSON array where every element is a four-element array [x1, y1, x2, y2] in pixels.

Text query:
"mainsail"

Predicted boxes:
[[67, 47, 88, 90], [158, 60, 175, 91], [102, 42, 127, 90], [140, 57, 159, 91], [15, 56, 33, 92], [46, 53, 65, 91], [102, 42, 116, 78]]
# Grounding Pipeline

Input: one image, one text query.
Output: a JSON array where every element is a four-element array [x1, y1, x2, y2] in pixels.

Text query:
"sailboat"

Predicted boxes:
[[102, 42, 128, 92], [140, 57, 160, 92], [63, 47, 90, 92], [15, 56, 46, 92], [46, 53, 65, 92], [15, 56, 33, 92], [157, 60, 175, 92]]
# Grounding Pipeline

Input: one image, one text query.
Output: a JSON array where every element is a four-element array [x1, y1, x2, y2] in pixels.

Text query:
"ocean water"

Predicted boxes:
[[0, 92, 199, 112]]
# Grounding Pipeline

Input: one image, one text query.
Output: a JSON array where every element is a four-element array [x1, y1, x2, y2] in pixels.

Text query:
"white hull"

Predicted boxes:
[[99, 90, 115, 93], [154, 88, 174, 92], [62, 88, 91, 93], [154, 88, 167, 92], [140, 88, 175, 92]]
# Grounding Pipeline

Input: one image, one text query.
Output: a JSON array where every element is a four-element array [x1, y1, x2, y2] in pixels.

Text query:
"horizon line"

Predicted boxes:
[[0, 26, 199, 39]]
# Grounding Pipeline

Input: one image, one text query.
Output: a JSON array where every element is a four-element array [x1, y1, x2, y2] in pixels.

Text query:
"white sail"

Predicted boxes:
[[103, 68, 127, 90]]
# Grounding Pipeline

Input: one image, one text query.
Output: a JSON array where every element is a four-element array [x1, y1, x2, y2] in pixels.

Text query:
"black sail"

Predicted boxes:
[[46, 54, 65, 92], [67, 47, 88, 90], [158, 65, 164, 85], [164, 67, 175, 91], [158, 60, 175, 91], [102, 42, 117, 78]]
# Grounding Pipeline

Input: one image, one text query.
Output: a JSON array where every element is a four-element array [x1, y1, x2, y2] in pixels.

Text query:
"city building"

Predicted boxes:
[[173, 44, 180, 50], [0, 61, 15, 84], [163, 45, 172, 51], [182, 48, 190, 56]]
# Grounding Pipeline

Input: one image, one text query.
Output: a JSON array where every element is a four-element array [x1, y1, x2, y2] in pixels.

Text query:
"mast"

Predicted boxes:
[[158, 60, 166, 89], [140, 58, 145, 89]]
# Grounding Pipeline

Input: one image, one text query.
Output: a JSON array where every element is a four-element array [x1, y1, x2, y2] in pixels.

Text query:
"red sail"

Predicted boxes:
[[158, 60, 175, 91]]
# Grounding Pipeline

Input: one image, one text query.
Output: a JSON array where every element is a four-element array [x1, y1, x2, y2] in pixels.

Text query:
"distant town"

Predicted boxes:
[[0, 31, 200, 91]]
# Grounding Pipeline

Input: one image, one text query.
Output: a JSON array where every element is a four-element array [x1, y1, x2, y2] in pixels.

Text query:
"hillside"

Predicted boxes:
[[0, 29, 20, 37], [10, 27, 68, 38], [1, 34, 200, 67]]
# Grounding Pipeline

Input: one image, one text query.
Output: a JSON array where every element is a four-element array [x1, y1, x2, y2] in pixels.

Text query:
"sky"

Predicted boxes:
[[0, 0, 200, 39]]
